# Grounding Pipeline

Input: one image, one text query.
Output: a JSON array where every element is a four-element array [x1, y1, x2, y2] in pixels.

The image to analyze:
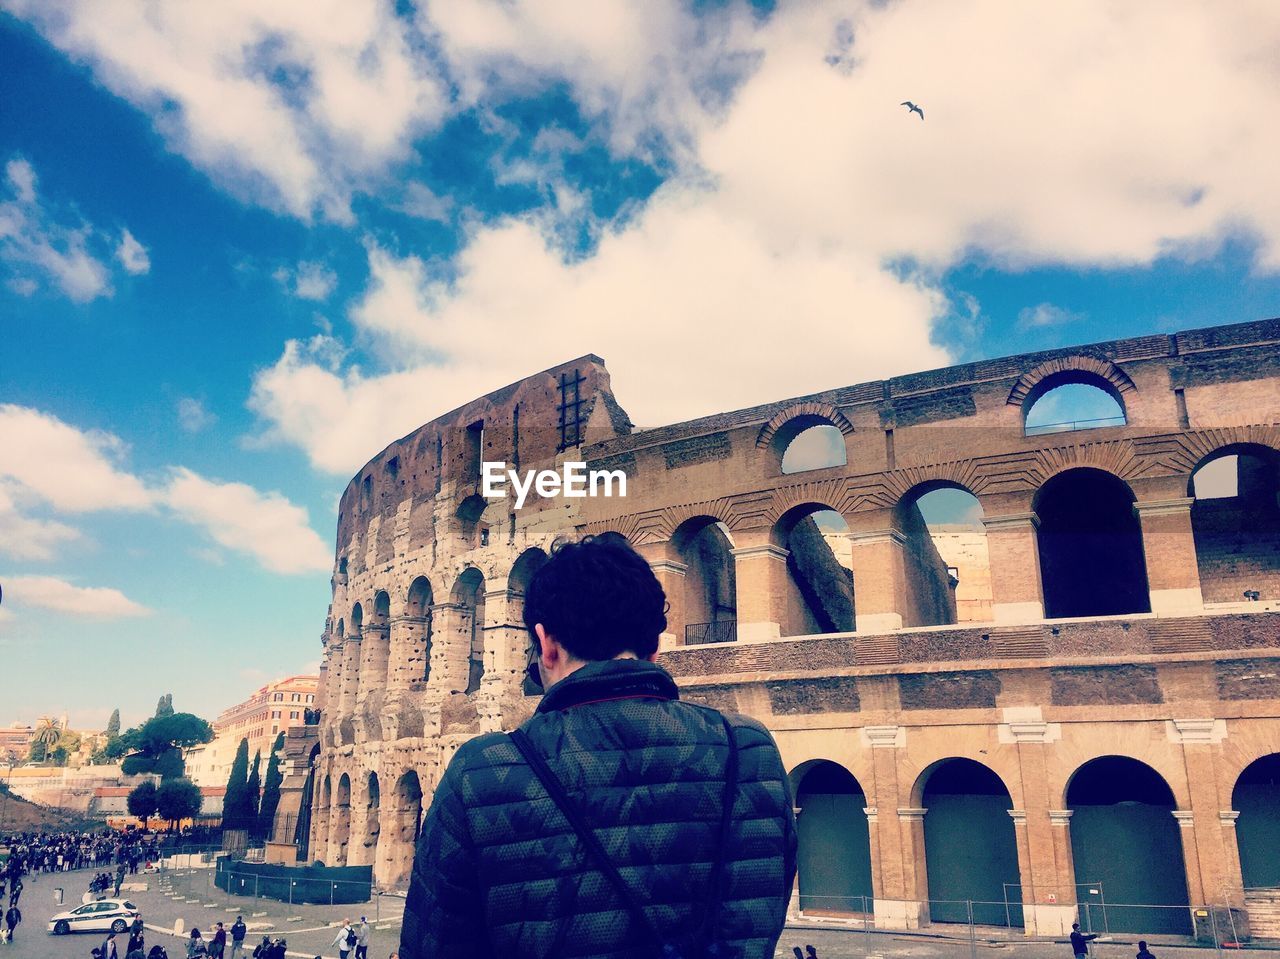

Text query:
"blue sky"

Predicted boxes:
[[2, 1, 1280, 729]]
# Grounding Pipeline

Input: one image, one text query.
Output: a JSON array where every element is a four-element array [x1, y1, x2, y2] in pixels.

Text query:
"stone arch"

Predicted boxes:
[[757, 401, 855, 454], [792, 760, 873, 915], [384, 770, 424, 888], [313, 773, 332, 865], [913, 757, 1023, 927], [1232, 753, 1280, 890], [451, 567, 486, 694], [1065, 755, 1190, 933], [406, 576, 435, 683], [1188, 442, 1280, 603], [1006, 355, 1136, 409], [1034, 467, 1150, 618], [769, 503, 854, 637], [671, 517, 737, 645], [351, 771, 381, 867], [331, 772, 352, 866], [892, 480, 989, 627]]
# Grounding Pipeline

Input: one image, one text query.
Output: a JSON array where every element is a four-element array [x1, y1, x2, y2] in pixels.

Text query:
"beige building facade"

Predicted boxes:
[[188, 676, 319, 787], [306, 320, 1280, 939]]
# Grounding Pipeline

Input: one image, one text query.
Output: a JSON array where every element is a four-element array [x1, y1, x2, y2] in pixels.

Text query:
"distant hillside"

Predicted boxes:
[[0, 782, 82, 832]]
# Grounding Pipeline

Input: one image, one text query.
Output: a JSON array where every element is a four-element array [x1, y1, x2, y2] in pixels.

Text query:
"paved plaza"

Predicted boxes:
[[8, 862, 1280, 959]]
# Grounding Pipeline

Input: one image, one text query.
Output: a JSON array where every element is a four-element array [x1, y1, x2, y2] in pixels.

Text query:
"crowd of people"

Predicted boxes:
[[2, 829, 160, 878]]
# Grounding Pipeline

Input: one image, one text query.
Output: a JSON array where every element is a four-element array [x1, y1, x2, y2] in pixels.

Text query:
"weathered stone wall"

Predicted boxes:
[[310, 319, 1280, 936]]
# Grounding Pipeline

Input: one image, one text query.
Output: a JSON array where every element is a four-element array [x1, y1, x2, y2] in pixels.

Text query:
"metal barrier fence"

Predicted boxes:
[[789, 894, 1259, 955]]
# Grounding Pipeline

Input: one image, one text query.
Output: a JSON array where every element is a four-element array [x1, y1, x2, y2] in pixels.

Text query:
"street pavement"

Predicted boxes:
[[8, 864, 1280, 959]]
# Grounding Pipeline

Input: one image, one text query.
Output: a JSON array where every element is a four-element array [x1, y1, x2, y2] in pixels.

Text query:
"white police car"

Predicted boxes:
[[47, 898, 140, 935]]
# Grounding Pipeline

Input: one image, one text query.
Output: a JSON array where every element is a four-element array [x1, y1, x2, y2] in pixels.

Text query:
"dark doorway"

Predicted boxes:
[[795, 762, 872, 914], [922, 759, 1023, 927], [1067, 757, 1190, 934], [1036, 469, 1150, 618], [1234, 754, 1280, 889]]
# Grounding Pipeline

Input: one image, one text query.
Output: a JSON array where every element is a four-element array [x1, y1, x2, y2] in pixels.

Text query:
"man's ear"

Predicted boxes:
[[535, 623, 559, 666], [645, 649, 659, 663]]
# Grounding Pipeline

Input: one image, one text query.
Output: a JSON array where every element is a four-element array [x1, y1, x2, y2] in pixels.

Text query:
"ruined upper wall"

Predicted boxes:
[[333, 354, 631, 557]]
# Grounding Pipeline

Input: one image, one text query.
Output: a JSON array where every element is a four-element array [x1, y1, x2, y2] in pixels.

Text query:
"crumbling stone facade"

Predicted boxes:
[[306, 321, 1280, 938]]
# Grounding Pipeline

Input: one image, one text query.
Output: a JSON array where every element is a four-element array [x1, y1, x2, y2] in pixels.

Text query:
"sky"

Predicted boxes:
[[2, 0, 1280, 730]]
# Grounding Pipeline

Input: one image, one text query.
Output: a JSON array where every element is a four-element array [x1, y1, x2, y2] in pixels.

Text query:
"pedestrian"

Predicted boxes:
[[128, 914, 145, 954], [210, 922, 227, 959], [101, 931, 120, 959], [230, 916, 247, 959], [333, 919, 355, 959], [1136, 941, 1157, 959], [806, 947, 820, 959], [6, 877, 19, 909], [0, 904, 16, 945], [147, 945, 169, 959], [115, 863, 126, 897], [187, 928, 208, 959], [1071, 923, 1100, 959], [398, 536, 797, 959], [793, 949, 804, 959], [355, 917, 370, 959]]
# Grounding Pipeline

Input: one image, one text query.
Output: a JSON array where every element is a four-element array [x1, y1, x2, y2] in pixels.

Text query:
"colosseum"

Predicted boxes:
[[296, 317, 1280, 940]]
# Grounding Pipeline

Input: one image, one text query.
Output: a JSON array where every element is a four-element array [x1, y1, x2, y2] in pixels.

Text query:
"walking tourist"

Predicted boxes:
[[1136, 941, 1158, 959], [100, 931, 120, 959], [333, 919, 356, 959], [127, 914, 145, 955], [210, 922, 227, 959], [230, 916, 247, 959], [399, 535, 797, 959], [187, 928, 208, 959], [1071, 923, 1100, 959], [2, 904, 18, 943], [355, 917, 370, 959]]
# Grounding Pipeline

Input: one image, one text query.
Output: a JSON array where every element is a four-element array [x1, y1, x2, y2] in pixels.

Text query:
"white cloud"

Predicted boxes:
[[177, 397, 216, 433], [1018, 303, 1083, 330], [163, 467, 331, 574], [115, 228, 150, 274], [0, 404, 152, 512], [0, 486, 81, 561], [2, 575, 151, 619], [4, 0, 449, 220], [396, 182, 453, 223], [276, 260, 337, 301], [0, 158, 113, 302]]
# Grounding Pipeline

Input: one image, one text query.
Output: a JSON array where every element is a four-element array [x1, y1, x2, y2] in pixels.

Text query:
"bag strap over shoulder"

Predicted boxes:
[[508, 714, 740, 956]]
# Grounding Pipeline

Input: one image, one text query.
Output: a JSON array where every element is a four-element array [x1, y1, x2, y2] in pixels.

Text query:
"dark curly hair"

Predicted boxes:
[[523, 534, 667, 660]]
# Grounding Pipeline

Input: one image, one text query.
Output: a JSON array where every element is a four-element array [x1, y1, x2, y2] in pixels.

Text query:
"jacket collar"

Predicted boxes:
[[536, 657, 680, 713]]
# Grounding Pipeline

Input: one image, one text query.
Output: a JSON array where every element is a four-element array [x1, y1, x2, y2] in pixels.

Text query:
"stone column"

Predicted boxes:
[[848, 509, 908, 632], [429, 602, 469, 693], [1133, 498, 1205, 615], [862, 724, 919, 928], [388, 615, 431, 690], [1169, 719, 1237, 907], [338, 637, 361, 716], [1219, 811, 1244, 909], [982, 513, 1045, 624], [896, 807, 930, 927], [357, 624, 391, 699], [732, 535, 793, 641], [1172, 810, 1204, 904], [649, 559, 688, 650]]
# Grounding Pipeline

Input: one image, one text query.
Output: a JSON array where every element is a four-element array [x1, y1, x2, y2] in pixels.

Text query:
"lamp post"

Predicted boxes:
[[0, 750, 18, 836]]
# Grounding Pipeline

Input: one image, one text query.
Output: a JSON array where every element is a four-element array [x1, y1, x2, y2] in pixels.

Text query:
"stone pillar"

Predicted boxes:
[[848, 509, 908, 632], [1134, 498, 1204, 615], [358, 624, 390, 699], [429, 602, 469, 693], [982, 513, 1045, 624], [1219, 811, 1244, 909], [896, 807, 930, 926], [338, 637, 361, 716], [1169, 719, 1238, 907], [861, 724, 921, 928], [787, 806, 803, 920], [649, 559, 688, 650], [1172, 810, 1204, 904], [732, 537, 792, 641], [388, 615, 431, 690], [1004, 709, 1077, 935]]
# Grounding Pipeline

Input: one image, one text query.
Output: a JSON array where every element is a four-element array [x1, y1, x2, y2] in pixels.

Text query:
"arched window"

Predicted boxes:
[[782, 425, 847, 474], [897, 484, 990, 626], [672, 518, 738, 645], [1025, 382, 1127, 436], [793, 762, 872, 915], [331, 773, 352, 866], [1066, 757, 1190, 933], [1189, 445, 1280, 603], [1035, 469, 1150, 618], [452, 568, 486, 694], [406, 577, 434, 682], [771, 506, 854, 637]]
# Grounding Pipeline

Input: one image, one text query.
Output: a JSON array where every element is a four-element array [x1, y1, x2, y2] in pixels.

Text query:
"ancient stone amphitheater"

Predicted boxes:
[[300, 317, 1280, 939]]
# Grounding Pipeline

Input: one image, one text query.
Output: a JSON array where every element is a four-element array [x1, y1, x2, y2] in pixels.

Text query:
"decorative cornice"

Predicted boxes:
[[863, 806, 879, 823], [897, 807, 928, 822], [649, 560, 690, 576], [1220, 810, 1241, 826], [1008, 809, 1028, 826], [982, 512, 1040, 532], [1049, 810, 1074, 826], [1133, 497, 1195, 517], [1167, 719, 1227, 745], [861, 725, 904, 748], [1172, 810, 1196, 828], [848, 528, 908, 547], [730, 544, 791, 561]]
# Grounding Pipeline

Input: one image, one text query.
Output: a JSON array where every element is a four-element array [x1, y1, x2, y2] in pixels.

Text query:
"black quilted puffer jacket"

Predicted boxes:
[[399, 658, 797, 959]]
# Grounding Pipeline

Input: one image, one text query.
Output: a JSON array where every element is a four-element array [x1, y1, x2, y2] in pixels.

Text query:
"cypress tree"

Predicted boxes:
[[106, 708, 121, 740], [258, 733, 286, 842], [245, 751, 262, 838], [223, 738, 250, 832]]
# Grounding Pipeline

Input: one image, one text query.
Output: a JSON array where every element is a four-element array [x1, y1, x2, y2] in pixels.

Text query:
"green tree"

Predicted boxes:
[[117, 712, 213, 780], [50, 729, 81, 767], [31, 716, 61, 763], [156, 778, 202, 832], [245, 751, 262, 838], [127, 781, 159, 823], [223, 738, 250, 832], [154, 694, 174, 718], [106, 708, 121, 740], [258, 733, 286, 842]]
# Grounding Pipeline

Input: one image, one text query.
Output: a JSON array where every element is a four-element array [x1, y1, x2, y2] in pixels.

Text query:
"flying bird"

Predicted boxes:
[[900, 100, 924, 120]]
